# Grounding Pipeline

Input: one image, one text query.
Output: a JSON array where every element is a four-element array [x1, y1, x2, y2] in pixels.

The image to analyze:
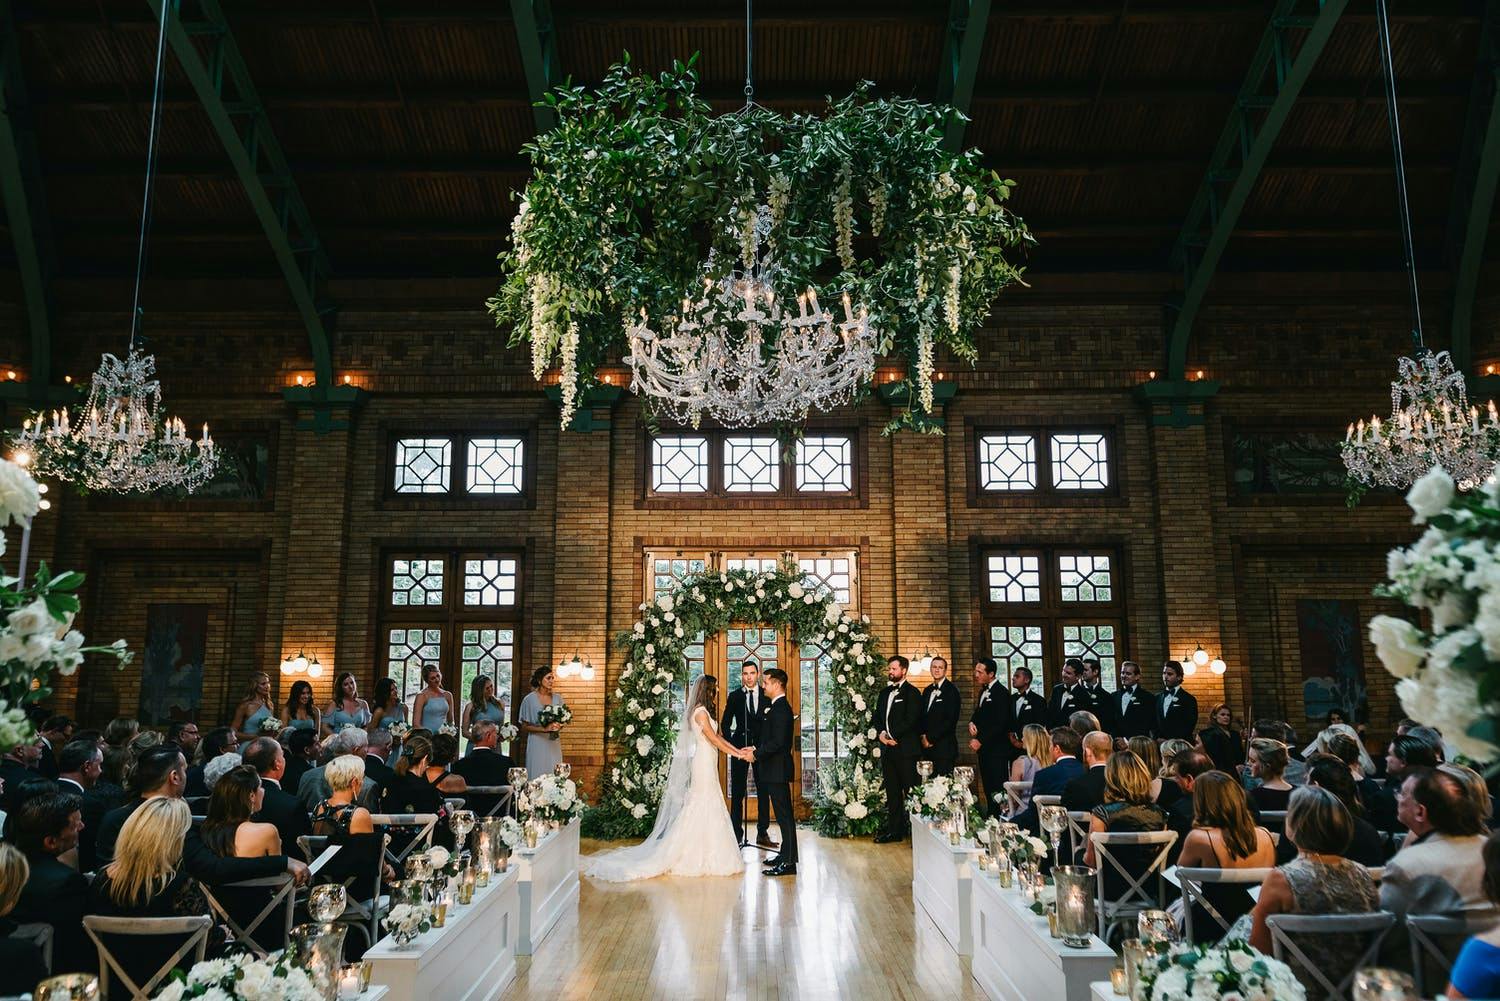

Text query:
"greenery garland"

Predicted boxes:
[[489, 56, 1033, 428], [583, 563, 888, 840]]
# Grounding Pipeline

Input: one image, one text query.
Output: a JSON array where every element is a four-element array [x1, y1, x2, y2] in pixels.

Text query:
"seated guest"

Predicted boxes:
[[244, 737, 309, 861], [1062, 730, 1111, 812], [1303, 753, 1385, 867], [1371, 733, 1441, 831], [1006, 724, 1052, 814], [95, 745, 186, 865], [1408, 724, 1448, 762], [1156, 739, 1194, 810], [185, 727, 238, 799], [282, 727, 320, 795], [10, 792, 91, 975], [452, 720, 511, 816], [36, 715, 74, 780], [1242, 786, 1379, 995], [1010, 727, 1084, 834], [0, 738, 42, 814], [1382, 765, 1488, 919], [298, 728, 374, 811], [363, 729, 397, 796], [1083, 751, 1169, 900], [1068, 710, 1100, 739], [103, 717, 139, 749], [1176, 771, 1275, 943], [201, 765, 286, 952], [1163, 750, 1216, 858], [421, 732, 468, 796], [1127, 736, 1167, 806], [1321, 730, 1382, 812], [312, 755, 394, 901], [381, 735, 453, 848], [95, 744, 130, 811], [0, 843, 47, 996], [1447, 829, 1500, 1000], [166, 720, 201, 761], [1249, 720, 1307, 786], [1197, 703, 1244, 775], [56, 739, 107, 873], [87, 798, 220, 992], [201, 752, 243, 795], [1245, 738, 1294, 813]]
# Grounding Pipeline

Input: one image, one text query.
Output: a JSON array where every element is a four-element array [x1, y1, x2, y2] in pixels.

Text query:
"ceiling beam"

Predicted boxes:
[[0, 0, 52, 389], [509, 0, 559, 135], [937, 0, 991, 152], [1163, 0, 1349, 382], [1447, 0, 1500, 375], [146, 0, 334, 393]]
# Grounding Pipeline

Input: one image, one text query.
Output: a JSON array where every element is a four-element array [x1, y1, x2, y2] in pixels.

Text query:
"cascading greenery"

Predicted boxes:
[[489, 55, 1033, 430]]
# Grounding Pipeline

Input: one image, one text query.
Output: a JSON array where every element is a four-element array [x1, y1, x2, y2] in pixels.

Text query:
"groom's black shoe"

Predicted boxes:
[[874, 831, 904, 844], [764, 854, 784, 866], [762, 861, 797, 876]]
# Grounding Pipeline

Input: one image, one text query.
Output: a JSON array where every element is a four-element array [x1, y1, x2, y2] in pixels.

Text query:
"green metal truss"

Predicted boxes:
[[0, 0, 53, 391], [1447, 0, 1500, 376], [510, 0, 559, 135], [146, 0, 334, 395], [937, 0, 991, 153], [1163, 0, 1348, 381]]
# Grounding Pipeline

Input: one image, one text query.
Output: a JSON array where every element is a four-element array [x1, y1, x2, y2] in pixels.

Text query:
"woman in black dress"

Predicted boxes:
[[0, 843, 47, 997], [1197, 703, 1245, 775]]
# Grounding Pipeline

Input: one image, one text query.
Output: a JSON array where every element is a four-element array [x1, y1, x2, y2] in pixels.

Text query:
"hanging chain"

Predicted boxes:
[[129, 0, 173, 350], [1375, 0, 1424, 352], [744, 0, 754, 105]]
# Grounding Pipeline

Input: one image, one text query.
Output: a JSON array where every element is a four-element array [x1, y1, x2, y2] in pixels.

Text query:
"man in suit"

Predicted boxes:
[[451, 720, 511, 816], [282, 728, 320, 795], [1382, 766, 1488, 918], [1047, 658, 1087, 728], [56, 739, 107, 873], [297, 728, 376, 811], [747, 668, 797, 876], [36, 715, 73, 781], [364, 729, 399, 795], [10, 791, 91, 974], [721, 661, 770, 848], [1080, 659, 1116, 735], [919, 656, 962, 777], [245, 736, 310, 861], [1011, 727, 1085, 835], [873, 655, 923, 843], [969, 657, 1012, 816], [1163, 750, 1214, 863], [1156, 660, 1199, 741], [0, 738, 42, 814], [185, 727, 238, 799], [95, 744, 186, 865], [1061, 730, 1111, 812], [1110, 660, 1156, 744], [1007, 665, 1048, 753]]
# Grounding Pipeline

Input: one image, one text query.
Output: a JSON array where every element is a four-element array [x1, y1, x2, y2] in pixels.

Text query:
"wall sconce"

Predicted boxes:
[[306, 654, 324, 679], [280, 650, 309, 676], [1181, 644, 1227, 677], [556, 653, 595, 682], [910, 649, 936, 674]]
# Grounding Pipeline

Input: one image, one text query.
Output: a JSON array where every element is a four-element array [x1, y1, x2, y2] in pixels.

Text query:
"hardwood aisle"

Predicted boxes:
[[500, 833, 983, 1001]]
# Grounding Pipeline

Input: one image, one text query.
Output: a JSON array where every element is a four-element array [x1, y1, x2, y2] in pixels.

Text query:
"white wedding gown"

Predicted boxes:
[[583, 708, 745, 881]]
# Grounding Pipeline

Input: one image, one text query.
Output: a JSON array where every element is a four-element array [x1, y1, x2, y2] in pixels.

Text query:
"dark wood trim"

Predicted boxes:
[[378, 420, 538, 510], [964, 415, 1127, 508], [1218, 417, 1404, 508], [635, 424, 868, 510]]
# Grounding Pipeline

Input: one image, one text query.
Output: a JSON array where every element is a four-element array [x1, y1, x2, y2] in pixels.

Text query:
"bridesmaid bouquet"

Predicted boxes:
[[499, 720, 519, 742], [537, 704, 572, 728], [1135, 940, 1304, 1001], [258, 715, 285, 734], [388, 720, 411, 741]]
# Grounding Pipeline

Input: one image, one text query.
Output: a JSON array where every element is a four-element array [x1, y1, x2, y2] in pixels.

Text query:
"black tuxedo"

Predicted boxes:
[[971, 680, 1014, 816], [253, 778, 311, 861], [0, 757, 34, 813], [873, 680, 922, 836], [1156, 686, 1199, 741], [1008, 688, 1047, 743], [1112, 685, 1157, 739], [1047, 683, 1087, 728], [752, 695, 797, 862], [78, 783, 120, 874], [1082, 684, 1115, 733], [14, 852, 90, 974], [451, 747, 512, 816], [919, 679, 962, 775], [722, 686, 769, 843], [363, 753, 398, 797]]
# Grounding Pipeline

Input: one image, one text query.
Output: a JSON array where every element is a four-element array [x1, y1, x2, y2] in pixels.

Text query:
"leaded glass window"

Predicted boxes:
[[463, 558, 518, 606], [466, 437, 525, 494], [459, 627, 515, 705], [1062, 623, 1118, 689], [990, 625, 1045, 684], [394, 438, 451, 493], [1058, 553, 1113, 603], [978, 434, 1037, 491], [982, 546, 1124, 691], [798, 555, 854, 606], [1050, 432, 1111, 490], [387, 627, 442, 700], [725, 556, 781, 574], [987, 554, 1042, 604], [651, 435, 710, 493], [795, 436, 853, 492], [723, 436, 781, 493], [391, 558, 445, 606]]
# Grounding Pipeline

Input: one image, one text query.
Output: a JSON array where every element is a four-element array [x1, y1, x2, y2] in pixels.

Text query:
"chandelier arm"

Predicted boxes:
[[129, 0, 172, 351], [1376, 0, 1424, 351]]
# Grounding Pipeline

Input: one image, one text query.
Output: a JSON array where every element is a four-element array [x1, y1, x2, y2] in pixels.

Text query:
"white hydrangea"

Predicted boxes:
[[0, 458, 39, 528]]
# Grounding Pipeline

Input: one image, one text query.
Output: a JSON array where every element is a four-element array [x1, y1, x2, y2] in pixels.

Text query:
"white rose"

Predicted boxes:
[[1229, 949, 1254, 974], [867, 728, 878, 740], [837, 674, 846, 683], [1406, 465, 1456, 522], [663, 611, 674, 622], [636, 735, 654, 757], [651, 684, 664, 695], [625, 724, 635, 735], [0, 633, 24, 663], [1369, 614, 1425, 679], [824, 604, 840, 624], [426, 845, 451, 868], [631, 803, 648, 819], [642, 708, 654, 719], [634, 621, 645, 634], [1431, 591, 1472, 634], [657, 594, 674, 613], [852, 695, 865, 712], [7, 600, 50, 637], [788, 583, 804, 598], [804, 593, 815, 604], [872, 747, 881, 758], [849, 642, 864, 657], [844, 801, 868, 820]]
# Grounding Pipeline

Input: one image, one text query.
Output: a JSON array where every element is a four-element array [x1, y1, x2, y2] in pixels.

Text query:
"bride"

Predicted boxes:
[[583, 674, 748, 881]]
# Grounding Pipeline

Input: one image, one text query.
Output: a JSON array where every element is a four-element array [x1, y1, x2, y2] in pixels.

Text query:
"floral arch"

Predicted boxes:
[[583, 561, 889, 839]]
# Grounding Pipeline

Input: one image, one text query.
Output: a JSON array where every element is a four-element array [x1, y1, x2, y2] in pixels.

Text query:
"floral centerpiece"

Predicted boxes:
[[1368, 465, 1500, 761], [518, 772, 585, 827], [152, 950, 323, 1001], [258, 715, 284, 734], [0, 457, 133, 756], [903, 774, 977, 829], [1135, 940, 1305, 1001], [536, 703, 572, 729], [493, 815, 525, 852], [984, 819, 1048, 870], [384, 902, 433, 946], [425, 845, 459, 879]]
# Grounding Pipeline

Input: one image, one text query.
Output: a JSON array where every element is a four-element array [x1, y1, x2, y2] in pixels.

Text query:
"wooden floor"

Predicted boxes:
[[499, 831, 982, 1001]]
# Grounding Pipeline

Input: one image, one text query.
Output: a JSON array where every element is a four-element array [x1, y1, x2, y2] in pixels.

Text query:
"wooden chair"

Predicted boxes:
[[369, 813, 439, 869], [1408, 907, 1500, 995], [1266, 912, 1398, 1001], [10, 921, 52, 974], [300, 832, 391, 949], [82, 915, 212, 1000], [199, 873, 296, 957], [460, 785, 514, 818], [1089, 830, 1178, 943], [1257, 809, 1287, 832], [1001, 781, 1031, 817], [1065, 810, 1092, 864], [1175, 867, 1273, 944]]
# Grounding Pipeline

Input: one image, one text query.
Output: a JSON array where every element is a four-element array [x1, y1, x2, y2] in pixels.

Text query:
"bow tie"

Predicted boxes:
[[887, 684, 900, 691], [1124, 686, 1136, 694]]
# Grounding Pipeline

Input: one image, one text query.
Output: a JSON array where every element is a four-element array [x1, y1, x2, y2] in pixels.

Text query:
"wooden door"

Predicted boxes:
[[718, 625, 804, 820]]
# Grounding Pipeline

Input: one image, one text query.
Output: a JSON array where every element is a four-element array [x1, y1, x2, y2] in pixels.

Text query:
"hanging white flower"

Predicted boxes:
[[1368, 614, 1425, 679], [833, 163, 855, 270], [559, 320, 581, 427], [916, 326, 935, 413], [1406, 465, 1456, 523], [0, 459, 39, 528], [868, 176, 887, 237], [944, 262, 961, 336]]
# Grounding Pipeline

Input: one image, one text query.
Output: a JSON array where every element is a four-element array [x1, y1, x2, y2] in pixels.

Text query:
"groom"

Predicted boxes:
[[722, 660, 770, 849], [745, 667, 797, 876]]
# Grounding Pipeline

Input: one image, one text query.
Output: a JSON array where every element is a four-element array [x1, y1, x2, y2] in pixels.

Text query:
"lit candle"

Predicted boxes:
[[337, 965, 361, 1000], [1110, 966, 1128, 995]]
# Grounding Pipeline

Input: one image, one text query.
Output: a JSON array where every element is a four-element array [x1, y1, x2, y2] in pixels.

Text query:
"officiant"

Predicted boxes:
[[722, 661, 770, 849]]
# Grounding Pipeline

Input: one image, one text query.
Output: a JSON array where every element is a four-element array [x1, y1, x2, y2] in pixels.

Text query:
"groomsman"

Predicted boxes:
[[1156, 660, 1199, 740], [1007, 666, 1047, 752], [1110, 660, 1157, 743], [1080, 658, 1116, 734], [873, 655, 922, 843], [919, 657, 961, 776], [722, 661, 770, 848], [969, 658, 1012, 816], [1047, 658, 1086, 728]]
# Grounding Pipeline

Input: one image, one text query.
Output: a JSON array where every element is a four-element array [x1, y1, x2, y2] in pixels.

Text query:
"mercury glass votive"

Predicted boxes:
[[1110, 966, 1128, 995], [1137, 909, 1176, 948], [1053, 865, 1095, 947], [1352, 967, 1418, 1001], [1121, 939, 1147, 1000], [35, 974, 99, 1001]]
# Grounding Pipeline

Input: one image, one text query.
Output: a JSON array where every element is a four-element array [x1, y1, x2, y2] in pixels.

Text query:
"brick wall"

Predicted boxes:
[[6, 272, 1436, 793]]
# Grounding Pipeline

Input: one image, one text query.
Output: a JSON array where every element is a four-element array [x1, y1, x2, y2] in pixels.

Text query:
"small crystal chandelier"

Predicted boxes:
[[1342, 0, 1500, 491], [11, 0, 217, 494], [625, 206, 878, 427]]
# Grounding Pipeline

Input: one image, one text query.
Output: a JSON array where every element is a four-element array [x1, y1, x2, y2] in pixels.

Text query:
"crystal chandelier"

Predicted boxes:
[[625, 206, 878, 427], [1342, 0, 1500, 491], [10, 0, 217, 495]]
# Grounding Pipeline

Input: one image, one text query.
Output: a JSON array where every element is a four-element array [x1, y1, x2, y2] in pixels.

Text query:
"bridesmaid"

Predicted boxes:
[[519, 665, 566, 778], [412, 666, 453, 733], [229, 673, 274, 743], [284, 679, 322, 735], [323, 672, 372, 738], [368, 678, 408, 766], [461, 675, 507, 754]]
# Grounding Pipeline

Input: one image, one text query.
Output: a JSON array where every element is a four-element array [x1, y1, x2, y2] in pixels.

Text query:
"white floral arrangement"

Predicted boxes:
[[536, 703, 573, 728], [494, 815, 525, 852], [387, 720, 411, 741], [438, 723, 459, 737], [424, 844, 460, 877], [1369, 465, 1500, 760], [983, 818, 1048, 868], [1135, 940, 1305, 1001], [517, 772, 585, 826], [258, 715, 285, 734], [385, 902, 433, 939], [903, 774, 976, 826], [152, 950, 322, 1001], [499, 721, 519, 743], [813, 753, 884, 831]]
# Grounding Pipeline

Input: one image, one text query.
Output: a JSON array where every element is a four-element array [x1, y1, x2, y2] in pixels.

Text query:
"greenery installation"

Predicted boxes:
[[489, 56, 1033, 431], [584, 563, 887, 840]]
